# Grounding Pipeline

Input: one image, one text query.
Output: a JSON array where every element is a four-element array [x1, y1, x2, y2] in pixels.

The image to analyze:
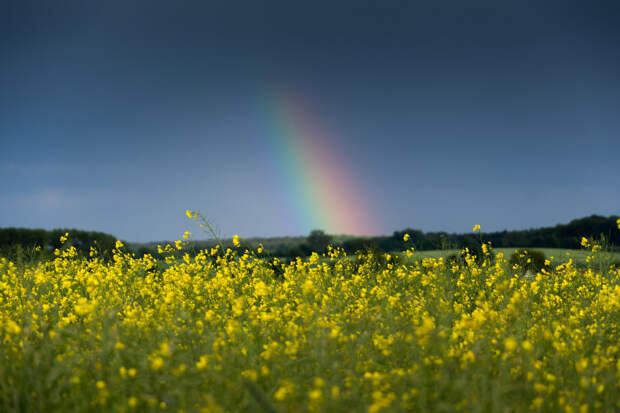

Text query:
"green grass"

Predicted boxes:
[[399, 247, 620, 267]]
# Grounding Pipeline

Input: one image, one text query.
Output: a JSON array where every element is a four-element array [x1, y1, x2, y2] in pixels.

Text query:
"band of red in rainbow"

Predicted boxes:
[[267, 88, 379, 235]]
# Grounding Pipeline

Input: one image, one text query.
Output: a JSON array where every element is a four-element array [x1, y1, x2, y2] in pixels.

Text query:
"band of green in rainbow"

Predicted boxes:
[[266, 88, 380, 235]]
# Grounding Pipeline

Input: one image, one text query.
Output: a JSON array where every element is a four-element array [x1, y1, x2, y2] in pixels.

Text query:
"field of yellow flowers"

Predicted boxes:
[[1, 221, 620, 412]]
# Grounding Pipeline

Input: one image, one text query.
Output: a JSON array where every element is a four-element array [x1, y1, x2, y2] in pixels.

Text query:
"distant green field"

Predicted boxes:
[[399, 247, 620, 267]]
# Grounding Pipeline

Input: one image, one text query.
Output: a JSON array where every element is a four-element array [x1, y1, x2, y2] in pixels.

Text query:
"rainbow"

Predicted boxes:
[[264, 88, 380, 236]]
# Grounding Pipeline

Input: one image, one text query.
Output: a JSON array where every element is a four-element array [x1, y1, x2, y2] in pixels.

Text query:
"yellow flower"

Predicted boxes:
[[473, 225, 481, 233], [159, 341, 171, 357], [232, 235, 240, 248], [580, 237, 590, 248], [241, 369, 258, 381], [5, 319, 21, 334], [308, 389, 322, 401], [115, 240, 124, 249], [461, 350, 475, 364], [274, 380, 295, 401], [74, 297, 95, 316], [403, 233, 410, 242], [369, 391, 395, 413], [196, 355, 208, 371], [331, 386, 340, 398], [151, 357, 164, 371], [617, 217, 620, 229], [186, 210, 196, 220], [274, 386, 288, 401], [504, 337, 517, 352], [313, 377, 326, 387], [254, 280, 269, 297], [302, 279, 315, 295], [576, 358, 588, 372], [128, 397, 138, 408]]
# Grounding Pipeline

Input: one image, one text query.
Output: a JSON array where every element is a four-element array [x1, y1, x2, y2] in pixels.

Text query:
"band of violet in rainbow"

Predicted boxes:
[[267, 88, 380, 236]]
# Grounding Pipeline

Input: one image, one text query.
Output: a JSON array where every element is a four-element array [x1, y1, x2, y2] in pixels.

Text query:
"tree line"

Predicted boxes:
[[273, 215, 620, 258], [348, 214, 619, 255], [0, 228, 118, 260], [1, 215, 618, 261]]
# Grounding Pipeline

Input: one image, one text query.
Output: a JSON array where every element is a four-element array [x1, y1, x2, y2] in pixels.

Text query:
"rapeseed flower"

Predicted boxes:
[[504, 337, 518, 352], [150, 357, 164, 371], [196, 356, 208, 371], [0, 222, 618, 412]]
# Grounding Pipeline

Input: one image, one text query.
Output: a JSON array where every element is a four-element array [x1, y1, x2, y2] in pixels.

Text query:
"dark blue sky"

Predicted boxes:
[[2, 0, 619, 242]]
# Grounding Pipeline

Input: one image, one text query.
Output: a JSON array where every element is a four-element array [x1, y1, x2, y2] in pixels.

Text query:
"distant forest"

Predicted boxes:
[[267, 214, 620, 258], [1, 215, 618, 260], [0, 228, 117, 260], [385, 214, 619, 252]]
